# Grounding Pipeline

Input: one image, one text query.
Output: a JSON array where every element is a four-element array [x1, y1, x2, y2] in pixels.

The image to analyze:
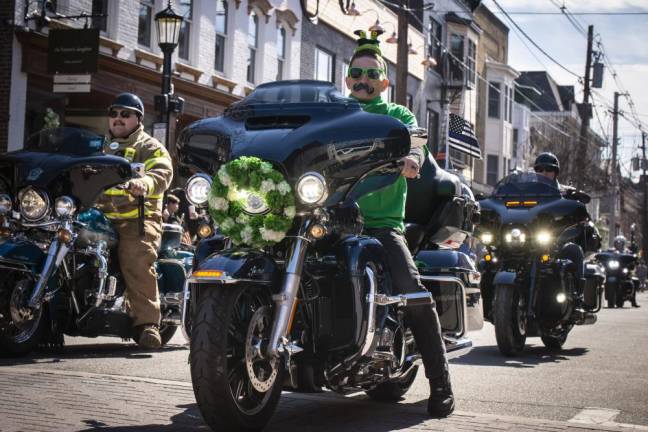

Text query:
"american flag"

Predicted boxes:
[[448, 113, 482, 159]]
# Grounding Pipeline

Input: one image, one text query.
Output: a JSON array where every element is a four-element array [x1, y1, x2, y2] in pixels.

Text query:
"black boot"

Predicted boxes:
[[427, 372, 455, 418]]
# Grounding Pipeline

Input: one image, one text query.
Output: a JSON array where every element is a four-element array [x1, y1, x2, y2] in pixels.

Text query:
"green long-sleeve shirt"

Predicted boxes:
[[354, 96, 421, 232]]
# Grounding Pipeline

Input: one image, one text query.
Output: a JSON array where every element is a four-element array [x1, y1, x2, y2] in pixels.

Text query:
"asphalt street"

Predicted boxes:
[[1, 291, 647, 431]]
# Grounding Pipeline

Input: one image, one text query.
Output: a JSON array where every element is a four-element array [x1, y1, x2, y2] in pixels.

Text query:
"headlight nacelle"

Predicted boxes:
[[0, 194, 12, 215], [18, 187, 50, 222], [296, 172, 327, 205], [186, 174, 212, 206]]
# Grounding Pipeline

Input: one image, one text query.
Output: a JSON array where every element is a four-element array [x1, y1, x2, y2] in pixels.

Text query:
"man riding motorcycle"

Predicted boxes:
[[610, 235, 640, 307], [97, 93, 174, 348], [345, 29, 453, 417]]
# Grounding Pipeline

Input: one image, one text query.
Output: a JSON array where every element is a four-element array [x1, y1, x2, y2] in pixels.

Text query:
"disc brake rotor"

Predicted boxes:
[[245, 306, 279, 393]]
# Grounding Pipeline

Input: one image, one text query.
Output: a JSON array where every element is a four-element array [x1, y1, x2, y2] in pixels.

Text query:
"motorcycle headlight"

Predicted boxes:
[[18, 187, 49, 222], [186, 174, 212, 206], [229, 189, 269, 215], [536, 230, 552, 245], [296, 172, 327, 205], [480, 232, 493, 245], [54, 196, 76, 217], [504, 228, 526, 244], [608, 260, 620, 270], [0, 194, 11, 215], [622, 268, 629, 274]]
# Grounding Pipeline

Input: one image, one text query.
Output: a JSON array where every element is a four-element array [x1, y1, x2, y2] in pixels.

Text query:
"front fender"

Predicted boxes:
[[0, 239, 46, 272], [190, 249, 280, 288], [493, 271, 516, 287]]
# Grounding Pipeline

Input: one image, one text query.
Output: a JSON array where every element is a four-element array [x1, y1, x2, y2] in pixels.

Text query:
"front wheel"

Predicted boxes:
[[493, 285, 527, 356], [190, 284, 283, 432], [0, 276, 47, 357]]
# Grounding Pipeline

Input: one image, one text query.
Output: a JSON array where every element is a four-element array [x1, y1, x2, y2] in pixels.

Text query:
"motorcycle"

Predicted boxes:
[[478, 172, 603, 356], [175, 80, 480, 431], [596, 251, 638, 308], [0, 127, 190, 356]]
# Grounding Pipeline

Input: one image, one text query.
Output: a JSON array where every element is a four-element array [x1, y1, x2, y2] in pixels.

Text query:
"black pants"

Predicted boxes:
[[366, 228, 448, 380]]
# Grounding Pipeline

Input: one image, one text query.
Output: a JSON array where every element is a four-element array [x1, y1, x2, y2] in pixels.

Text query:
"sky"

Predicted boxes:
[[479, 0, 648, 180]]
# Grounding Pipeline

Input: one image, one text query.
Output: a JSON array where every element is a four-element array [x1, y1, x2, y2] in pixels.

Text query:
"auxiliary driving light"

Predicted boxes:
[[556, 293, 567, 303], [541, 254, 550, 263], [536, 230, 552, 245], [197, 224, 213, 239], [309, 223, 327, 239], [480, 232, 493, 245]]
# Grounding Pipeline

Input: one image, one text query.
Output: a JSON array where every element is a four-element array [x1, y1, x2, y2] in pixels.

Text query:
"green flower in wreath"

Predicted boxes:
[[208, 156, 296, 248]]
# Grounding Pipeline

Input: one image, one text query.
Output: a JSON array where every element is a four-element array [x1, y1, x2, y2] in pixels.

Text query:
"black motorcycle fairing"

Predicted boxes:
[[0, 152, 131, 210], [176, 81, 411, 209], [193, 249, 281, 287]]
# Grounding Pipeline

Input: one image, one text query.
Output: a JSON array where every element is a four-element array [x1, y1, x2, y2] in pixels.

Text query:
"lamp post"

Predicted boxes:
[[154, 1, 183, 148]]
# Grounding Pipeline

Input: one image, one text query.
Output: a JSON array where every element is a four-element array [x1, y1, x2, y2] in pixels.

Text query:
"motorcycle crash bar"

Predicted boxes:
[[370, 292, 433, 307]]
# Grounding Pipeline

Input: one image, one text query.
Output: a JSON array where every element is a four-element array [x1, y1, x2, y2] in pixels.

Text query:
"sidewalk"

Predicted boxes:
[[0, 367, 644, 432]]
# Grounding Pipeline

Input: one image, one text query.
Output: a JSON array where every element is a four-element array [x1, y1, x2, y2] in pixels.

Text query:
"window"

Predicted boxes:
[[426, 108, 439, 154], [91, 0, 108, 32], [488, 81, 501, 119], [513, 128, 519, 157], [341, 61, 350, 94], [407, 94, 413, 111], [177, 0, 193, 60], [508, 86, 514, 123], [247, 12, 259, 83], [487, 154, 499, 186], [449, 34, 464, 83], [276, 27, 286, 80], [314, 47, 333, 82], [427, 18, 442, 72], [137, 0, 154, 47], [467, 39, 476, 86], [214, 0, 228, 72], [503, 85, 510, 122]]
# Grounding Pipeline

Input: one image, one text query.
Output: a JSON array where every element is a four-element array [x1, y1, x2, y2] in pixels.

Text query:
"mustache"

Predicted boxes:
[[353, 83, 375, 94]]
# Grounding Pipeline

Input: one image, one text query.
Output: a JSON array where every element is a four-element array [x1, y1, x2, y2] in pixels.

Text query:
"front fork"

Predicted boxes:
[[266, 220, 310, 358]]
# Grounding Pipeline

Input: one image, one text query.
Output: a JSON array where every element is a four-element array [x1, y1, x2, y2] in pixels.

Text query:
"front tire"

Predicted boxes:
[[190, 284, 283, 432], [0, 276, 47, 357], [493, 285, 527, 356]]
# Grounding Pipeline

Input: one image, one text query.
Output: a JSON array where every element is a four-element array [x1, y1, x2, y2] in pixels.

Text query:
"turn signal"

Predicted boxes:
[[541, 254, 550, 263], [309, 223, 327, 239], [197, 224, 213, 239], [484, 254, 492, 262], [57, 228, 73, 243], [192, 270, 224, 278]]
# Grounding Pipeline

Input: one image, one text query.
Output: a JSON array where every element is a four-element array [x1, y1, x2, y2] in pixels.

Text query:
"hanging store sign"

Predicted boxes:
[[48, 28, 100, 75]]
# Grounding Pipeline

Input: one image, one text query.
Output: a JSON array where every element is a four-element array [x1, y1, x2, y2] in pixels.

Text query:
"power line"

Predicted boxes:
[[491, 0, 582, 79]]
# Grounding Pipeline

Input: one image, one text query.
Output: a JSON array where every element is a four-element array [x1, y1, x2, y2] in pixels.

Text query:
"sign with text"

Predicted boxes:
[[48, 29, 100, 75]]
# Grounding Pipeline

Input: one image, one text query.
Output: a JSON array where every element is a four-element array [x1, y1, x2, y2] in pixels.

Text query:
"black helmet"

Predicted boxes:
[[534, 152, 560, 175], [613, 235, 626, 252], [109, 93, 144, 117]]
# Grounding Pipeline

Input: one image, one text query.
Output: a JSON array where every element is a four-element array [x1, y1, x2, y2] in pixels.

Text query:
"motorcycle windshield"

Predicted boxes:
[[493, 171, 561, 200], [24, 127, 106, 156], [177, 80, 411, 208]]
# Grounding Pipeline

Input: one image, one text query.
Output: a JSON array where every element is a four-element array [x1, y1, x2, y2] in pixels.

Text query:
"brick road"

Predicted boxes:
[[0, 367, 645, 432]]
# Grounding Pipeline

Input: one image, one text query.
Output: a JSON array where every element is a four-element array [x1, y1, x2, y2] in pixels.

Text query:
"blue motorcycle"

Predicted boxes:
[[0, 127, 190, 356]]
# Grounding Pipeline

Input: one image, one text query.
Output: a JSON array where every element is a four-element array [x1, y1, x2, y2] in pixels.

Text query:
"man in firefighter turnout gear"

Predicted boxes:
[[97, 93, 173, 349]]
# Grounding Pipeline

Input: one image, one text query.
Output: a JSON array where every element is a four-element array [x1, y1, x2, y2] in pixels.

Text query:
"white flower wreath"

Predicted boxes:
[[208, 156, 296, 248]]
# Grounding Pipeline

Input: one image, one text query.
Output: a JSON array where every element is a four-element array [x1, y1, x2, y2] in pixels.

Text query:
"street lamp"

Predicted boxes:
[[155, 1, 183, 147]]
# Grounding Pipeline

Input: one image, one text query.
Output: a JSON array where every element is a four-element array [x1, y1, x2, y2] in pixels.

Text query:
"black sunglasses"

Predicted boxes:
[[534, 166, 556, 173], [109, 110, 134, 119]]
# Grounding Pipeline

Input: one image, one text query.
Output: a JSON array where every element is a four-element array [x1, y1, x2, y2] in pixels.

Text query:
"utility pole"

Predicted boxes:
[[576, 25, 594, 190], [395, 0, 408, 106], [608, 91, 620, 248], [641, 131, 648, 257]]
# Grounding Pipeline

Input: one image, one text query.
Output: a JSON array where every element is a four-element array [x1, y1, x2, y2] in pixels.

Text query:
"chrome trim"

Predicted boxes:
[[444, 336, 473, 359], [20, 220, 60, 228], [420, 275, 468, 338], [28, 238, 60, 308], [371, 291, 433, 307], [361, 267, 378, 357], [93, 241, 109, 307], [296, 172, 328, 206], [267, 220, 310, 358], [180, 279, 191, 342]]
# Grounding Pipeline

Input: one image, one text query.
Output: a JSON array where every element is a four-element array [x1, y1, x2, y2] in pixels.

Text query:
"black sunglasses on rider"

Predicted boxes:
[[534, 166, 556, 173], [109, 109, 134, 119]]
